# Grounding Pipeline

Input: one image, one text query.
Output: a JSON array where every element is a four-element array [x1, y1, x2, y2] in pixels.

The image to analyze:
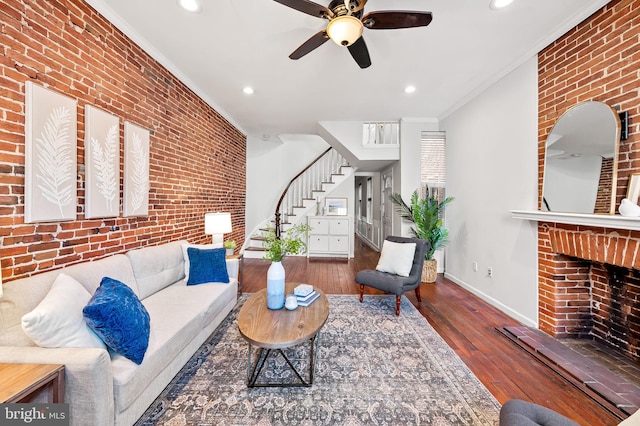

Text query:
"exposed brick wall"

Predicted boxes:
[[595, 157, 614, 214], [0, 0, 246, 281], [537, 0, 640, 353]]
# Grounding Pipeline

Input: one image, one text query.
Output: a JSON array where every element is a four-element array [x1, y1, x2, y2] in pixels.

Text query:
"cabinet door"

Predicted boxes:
[[309, 235, 329, 252], [329, 219, 349, 235], [329, 236, 349, 253], [308, 218, 329, 234]]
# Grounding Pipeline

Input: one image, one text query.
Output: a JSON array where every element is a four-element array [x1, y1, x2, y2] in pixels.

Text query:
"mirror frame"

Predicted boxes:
[[542, 101, 621, 215]]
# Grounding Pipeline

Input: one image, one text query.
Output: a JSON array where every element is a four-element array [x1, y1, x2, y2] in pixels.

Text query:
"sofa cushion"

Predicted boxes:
[[0, 254, 137, 347], [127, 241, 186, 299], [111, 278, 237, 413], [181, 242, 223, 281], [21, 273, 106, 349], [376, 240, 417, 277], [83, 277, 150, 365], [186, 247, 229, 285]]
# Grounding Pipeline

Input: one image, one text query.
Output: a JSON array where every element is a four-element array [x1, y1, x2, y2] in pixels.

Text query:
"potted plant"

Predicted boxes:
[[223, 240, 236, 256], [390, 187, 454, 283], [261, 223, 310, 309]]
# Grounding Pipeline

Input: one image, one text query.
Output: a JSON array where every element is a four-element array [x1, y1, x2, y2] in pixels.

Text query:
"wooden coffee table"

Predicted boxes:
[[238, 282, 329, 387]]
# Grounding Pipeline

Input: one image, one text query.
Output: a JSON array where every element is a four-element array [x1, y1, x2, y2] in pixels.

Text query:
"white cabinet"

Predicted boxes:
[[307, 216, 351, 258]]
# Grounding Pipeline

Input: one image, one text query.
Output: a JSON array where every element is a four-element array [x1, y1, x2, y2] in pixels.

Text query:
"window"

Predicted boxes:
[[421, 131, 447, 211], [357, 183, 362, 219]]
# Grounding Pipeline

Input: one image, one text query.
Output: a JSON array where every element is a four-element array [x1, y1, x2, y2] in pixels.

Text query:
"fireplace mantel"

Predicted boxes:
[[510, 210, 640, 231]]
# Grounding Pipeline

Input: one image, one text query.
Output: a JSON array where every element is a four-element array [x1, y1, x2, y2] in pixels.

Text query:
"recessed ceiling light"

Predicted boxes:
[[243, 87, 254, 95], [404, 85, 416, 94], [178, 0, 202, 13], [490, 0, 514, 10]]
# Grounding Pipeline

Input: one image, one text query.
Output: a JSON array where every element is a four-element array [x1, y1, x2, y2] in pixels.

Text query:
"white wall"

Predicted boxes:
[[245, 135, 329, 241], [441, 56, 539, 326]]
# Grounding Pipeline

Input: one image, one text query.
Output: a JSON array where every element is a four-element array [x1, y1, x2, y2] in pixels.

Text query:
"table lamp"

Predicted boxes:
[[204, 212, 232, 245]]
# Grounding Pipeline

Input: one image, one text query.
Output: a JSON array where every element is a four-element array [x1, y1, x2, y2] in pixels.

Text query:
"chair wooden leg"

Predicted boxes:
[[359, 284, 364, 303], [395, 296, 401, 316], [414, 286, 422, 303]]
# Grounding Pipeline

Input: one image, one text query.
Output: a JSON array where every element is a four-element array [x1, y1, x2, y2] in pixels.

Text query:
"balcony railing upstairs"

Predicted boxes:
[[274, 148, 350, 237], [363, 121, 400, 146]]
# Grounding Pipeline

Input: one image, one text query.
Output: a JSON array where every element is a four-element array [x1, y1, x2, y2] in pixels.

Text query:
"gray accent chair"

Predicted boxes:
[[355, 236, 429, 315], [499, 399, 580, 426]]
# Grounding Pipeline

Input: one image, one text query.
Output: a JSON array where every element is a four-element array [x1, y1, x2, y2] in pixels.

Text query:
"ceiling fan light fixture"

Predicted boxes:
[[326, 15, 363, 46]]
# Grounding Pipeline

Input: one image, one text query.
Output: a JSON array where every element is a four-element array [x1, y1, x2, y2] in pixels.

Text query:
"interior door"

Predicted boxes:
[[381, 168, 393, 242]]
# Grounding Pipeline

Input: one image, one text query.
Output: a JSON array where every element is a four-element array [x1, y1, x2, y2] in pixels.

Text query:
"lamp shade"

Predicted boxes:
[[204, 212, 232, 235], [326, 15, 363, 46]]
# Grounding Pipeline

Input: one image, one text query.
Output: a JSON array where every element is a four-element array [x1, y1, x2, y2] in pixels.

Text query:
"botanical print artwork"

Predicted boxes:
[[123, 122, 150, 217], [24, 82, 78, 223], [85, 105, 120, 218]]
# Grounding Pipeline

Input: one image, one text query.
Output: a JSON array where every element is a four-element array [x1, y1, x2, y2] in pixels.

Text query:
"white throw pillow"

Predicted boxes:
[[181, 242, 223, 281], [376, 240, 417, 277], [21, 273, 106, 349]]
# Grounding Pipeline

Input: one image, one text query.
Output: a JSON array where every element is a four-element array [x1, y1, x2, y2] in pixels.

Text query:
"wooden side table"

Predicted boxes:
[[0, 363, 65, 403]]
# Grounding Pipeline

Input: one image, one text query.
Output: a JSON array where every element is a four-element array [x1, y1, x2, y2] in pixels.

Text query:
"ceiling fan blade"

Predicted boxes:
[[273, 0, 333, 19], [289, 31, 330, 60], [362, 11, 433, 30], [347, 37, 371, 69]]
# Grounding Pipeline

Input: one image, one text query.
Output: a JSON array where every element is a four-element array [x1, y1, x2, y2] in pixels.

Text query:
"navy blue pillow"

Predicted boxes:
[[83, 277, 150, 365], [186, 247, 229, 285]]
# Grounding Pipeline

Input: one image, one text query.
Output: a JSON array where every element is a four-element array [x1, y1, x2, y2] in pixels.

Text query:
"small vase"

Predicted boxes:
[[267, 261, 286, 310]]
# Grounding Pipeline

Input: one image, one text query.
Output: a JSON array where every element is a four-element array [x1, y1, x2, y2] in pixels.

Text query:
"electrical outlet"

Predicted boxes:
[[487, 267, 493, 277], [473, 261, 478, 272]]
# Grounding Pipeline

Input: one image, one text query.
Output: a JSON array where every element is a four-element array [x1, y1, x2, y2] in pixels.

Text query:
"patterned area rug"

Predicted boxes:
[[136, 295, 500, 425]]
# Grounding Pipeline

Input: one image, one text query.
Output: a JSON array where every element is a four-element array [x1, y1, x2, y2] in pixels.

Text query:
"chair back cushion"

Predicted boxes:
[[385, 236, 430, 278]]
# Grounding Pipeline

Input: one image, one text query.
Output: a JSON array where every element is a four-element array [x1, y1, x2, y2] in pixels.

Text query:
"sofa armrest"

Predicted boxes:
[[226, 258, 239, 280], [0, 346, 114, 426]]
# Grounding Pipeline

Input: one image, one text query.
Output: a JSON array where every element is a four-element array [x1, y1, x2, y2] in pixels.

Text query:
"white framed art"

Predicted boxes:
[[123, 121, 150, 217], [25, 81, 77, 223], [85, 105, 120, 218]]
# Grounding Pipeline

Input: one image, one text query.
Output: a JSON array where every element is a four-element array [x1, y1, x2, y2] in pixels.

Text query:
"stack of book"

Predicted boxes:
[[294, 284, 320, 307]]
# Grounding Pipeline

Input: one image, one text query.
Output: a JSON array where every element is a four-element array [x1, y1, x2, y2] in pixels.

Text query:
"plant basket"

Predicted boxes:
[[422, 259, 437, 283]]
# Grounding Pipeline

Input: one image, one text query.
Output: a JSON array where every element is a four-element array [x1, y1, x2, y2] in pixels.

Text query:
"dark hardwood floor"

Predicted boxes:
[[241, 237, 620, 426]]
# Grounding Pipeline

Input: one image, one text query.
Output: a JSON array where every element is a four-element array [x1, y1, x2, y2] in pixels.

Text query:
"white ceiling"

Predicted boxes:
[[85, 0, 609, 141]]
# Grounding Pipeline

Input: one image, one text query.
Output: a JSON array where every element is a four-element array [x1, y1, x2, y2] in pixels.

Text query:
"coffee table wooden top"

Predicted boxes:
[[238, 282, 329, 349]]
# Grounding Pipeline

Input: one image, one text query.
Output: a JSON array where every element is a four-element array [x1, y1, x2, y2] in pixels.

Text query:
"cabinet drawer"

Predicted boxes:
[[309, 235, 329, 252], [329, 219, 349, 235], [329, 236, 349, 253], [308, 219, 329, 234]]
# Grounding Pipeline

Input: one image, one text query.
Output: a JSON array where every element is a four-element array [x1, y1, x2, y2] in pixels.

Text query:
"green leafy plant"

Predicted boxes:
[[262, 223, 311, 262], [389, 188, 454, 260], [223, 240, 236, 250]]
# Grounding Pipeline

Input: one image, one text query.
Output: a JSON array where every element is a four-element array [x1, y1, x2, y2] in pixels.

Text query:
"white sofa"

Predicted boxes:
[[0, 240, 238, 426]]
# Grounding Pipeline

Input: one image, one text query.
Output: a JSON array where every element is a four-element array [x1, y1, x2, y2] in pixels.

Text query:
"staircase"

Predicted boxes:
[[244, 148, 355, 258]]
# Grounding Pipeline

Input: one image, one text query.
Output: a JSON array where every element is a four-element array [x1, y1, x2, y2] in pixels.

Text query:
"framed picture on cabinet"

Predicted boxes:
[[325, 197, 348, 216]]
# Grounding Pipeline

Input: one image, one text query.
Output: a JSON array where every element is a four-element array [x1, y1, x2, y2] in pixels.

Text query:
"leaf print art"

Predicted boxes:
[[129, 132, 149, 212], [35, 106, 74, 217], [90, 123, 119, 212]]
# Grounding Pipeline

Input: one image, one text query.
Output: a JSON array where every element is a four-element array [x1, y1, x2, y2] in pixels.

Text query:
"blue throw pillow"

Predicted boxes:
[[186, 247, 229, 285], [83, 277, 150, 365]]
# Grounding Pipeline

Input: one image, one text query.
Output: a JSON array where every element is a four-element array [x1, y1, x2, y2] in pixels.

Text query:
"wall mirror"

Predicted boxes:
[[542, 101, 621, 214]]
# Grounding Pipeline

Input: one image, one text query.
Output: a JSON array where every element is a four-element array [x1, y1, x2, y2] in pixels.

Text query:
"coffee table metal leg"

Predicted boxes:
[[247, 345, 271, 387], [246, 333, 320, 387]]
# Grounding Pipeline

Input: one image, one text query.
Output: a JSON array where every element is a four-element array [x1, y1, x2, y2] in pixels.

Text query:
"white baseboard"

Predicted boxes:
[[444, 272, 537, 328]]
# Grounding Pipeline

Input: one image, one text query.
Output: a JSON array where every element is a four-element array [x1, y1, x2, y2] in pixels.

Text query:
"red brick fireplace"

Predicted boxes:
[[538, 223, 640, 361]]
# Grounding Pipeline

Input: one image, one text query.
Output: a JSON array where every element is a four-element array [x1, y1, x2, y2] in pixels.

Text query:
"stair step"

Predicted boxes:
[[244, 246, 264, 251]]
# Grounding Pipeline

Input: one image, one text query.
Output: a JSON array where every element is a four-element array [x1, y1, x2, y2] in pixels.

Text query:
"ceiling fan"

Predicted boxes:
[[273, 0, 433, 69]]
